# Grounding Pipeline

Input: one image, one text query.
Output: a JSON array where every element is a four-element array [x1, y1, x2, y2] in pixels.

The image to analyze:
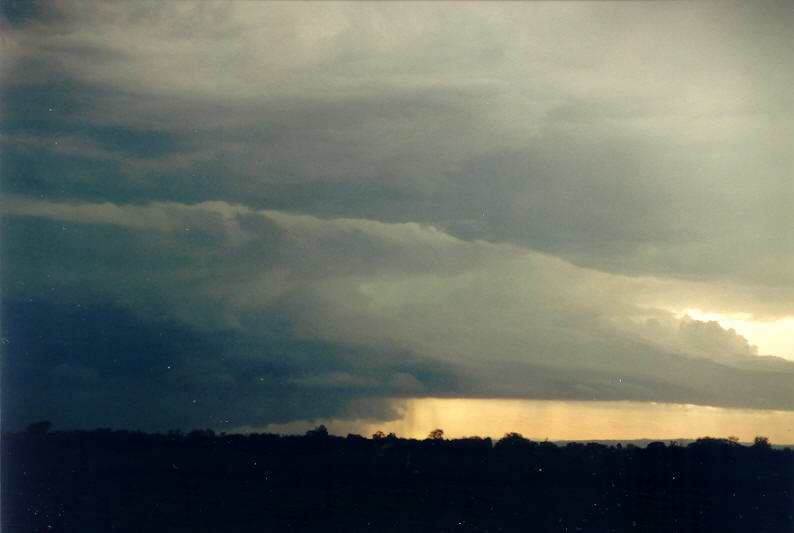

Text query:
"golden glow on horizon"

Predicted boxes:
[[255, 398, 794, 444], [676, 309, 794, 360]]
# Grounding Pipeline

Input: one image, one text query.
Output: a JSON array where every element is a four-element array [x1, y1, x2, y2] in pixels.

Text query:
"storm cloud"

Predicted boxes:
[[2, 1, 792, 431]]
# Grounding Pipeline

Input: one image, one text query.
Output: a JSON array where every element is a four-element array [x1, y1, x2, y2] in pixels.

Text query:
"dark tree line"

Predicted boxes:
[[3, 425, 792, 532]]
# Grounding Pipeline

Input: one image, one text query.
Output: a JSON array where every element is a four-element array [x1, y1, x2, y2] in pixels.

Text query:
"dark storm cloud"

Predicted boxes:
[[2, 205, 476, 430], [1, 295, 459, 431], [3, 198, 793, 431], [2, 2, 792, 430]]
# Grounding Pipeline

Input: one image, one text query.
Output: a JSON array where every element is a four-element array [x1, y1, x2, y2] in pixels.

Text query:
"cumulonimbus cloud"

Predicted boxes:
[[3, 197, 793, 433], [2, 1, 792, 431]]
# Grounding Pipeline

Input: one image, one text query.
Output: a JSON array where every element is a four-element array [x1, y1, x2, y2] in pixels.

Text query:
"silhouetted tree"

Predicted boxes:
[[495, 432, 532, 451], [427, 428, 444, 440], [3, 427, 792, 533], [306, 425, 329, 438], [753, 436, 770, 449]]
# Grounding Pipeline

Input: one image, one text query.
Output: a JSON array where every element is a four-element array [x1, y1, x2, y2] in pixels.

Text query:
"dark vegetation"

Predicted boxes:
[[3, 424, 792, 532]]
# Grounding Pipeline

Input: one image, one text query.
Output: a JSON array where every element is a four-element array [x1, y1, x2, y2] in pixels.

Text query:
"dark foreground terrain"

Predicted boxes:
[[3, 428, 793, 532]]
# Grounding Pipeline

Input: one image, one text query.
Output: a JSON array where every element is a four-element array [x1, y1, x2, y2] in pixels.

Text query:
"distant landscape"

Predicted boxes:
[[4, 425, 792, 532]]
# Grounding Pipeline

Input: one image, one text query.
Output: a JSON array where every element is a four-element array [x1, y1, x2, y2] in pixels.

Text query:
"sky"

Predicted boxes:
[[2, 1, 793, 440]]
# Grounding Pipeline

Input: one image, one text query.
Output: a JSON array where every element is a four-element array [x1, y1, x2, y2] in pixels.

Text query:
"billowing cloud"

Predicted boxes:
[[2, 1, 792, 431], [3, 198, 793, 430]]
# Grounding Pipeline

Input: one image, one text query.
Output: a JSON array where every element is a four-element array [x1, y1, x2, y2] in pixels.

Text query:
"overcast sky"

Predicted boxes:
[[2, 1, 792, 433]]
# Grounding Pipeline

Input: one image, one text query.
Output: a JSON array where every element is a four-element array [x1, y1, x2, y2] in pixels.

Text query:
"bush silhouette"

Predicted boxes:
[[427, 428, 444, 440]]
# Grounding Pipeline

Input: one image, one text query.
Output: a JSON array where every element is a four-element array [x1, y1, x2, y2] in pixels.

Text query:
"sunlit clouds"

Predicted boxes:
[[675, 309, 794, 361]]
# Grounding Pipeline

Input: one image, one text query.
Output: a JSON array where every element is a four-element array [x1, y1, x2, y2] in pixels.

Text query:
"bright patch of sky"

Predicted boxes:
[[255, 398, 794, 445], [676, 309, 794, 361]]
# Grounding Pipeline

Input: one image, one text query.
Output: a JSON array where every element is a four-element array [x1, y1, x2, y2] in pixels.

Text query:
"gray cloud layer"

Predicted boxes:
[[2, 1, 792, 430], [3, 199, 793, 430]]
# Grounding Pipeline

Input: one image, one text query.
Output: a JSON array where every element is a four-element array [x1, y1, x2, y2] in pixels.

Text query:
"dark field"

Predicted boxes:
[[3, 429, 793, 532]]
